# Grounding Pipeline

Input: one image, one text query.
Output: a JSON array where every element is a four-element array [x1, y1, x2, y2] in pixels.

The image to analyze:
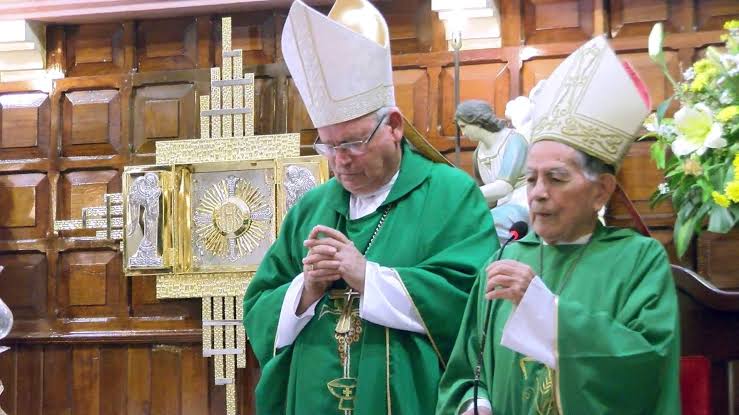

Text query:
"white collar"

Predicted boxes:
[[542, 232, 593, 246]]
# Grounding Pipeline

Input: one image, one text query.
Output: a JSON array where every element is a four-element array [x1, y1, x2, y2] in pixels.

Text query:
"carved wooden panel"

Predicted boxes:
[[696, 0, 739, 31], [393, 69, 430, 137], [131, 275, 201, 319], [522, 57, 564, 95], [58, 250, 122, 318], [217, 12, 276, 66], [255, 77, 276, 135], [440, 63, 511, 142], [62, 89, 122, 156], [619, 51, 681, 115], [697, 228, 739, 289], [610, 0, 687, 37], [0, 253, 47, 320], [132, 83, 196, 155], [0, 344, 212, 415], [66, 23, 126, 76], [137, 17, 198, 71], [524, 0, 593, 44], [607, 141, 675, 227], [59, 170, 120, 237], [0, 173, 49, 240], [286, 78, 314, 133], [0, 92, 50, 160]]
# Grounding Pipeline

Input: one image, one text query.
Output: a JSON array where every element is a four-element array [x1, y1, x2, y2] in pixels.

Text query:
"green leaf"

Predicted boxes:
[[650, 141, 667, 169], [655, 96, 673, 123], [673, 213, 698, 258], [707, 205, 734, 233]]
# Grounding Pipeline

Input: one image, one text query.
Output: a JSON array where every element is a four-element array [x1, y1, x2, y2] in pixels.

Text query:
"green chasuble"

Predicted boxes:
[[436, 224, 680, 415], [243, 142, 498, 415]]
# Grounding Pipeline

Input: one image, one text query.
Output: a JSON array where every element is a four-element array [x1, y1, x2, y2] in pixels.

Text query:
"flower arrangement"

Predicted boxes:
[[644, 21, 739, 257]]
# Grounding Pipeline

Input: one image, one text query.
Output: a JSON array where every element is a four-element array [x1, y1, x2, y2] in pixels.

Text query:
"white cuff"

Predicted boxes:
[[460, 398, 492, 414], [359, 261, 426, 334], [274, 273, 320, 349], [500, 276, 557, 369]]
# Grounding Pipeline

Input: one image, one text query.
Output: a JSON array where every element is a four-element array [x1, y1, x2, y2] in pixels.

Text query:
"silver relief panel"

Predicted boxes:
[[126, 172, 165, 268]]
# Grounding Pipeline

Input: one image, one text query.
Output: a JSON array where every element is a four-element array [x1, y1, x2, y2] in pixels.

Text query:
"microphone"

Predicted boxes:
[[473, 221, 528, 415]]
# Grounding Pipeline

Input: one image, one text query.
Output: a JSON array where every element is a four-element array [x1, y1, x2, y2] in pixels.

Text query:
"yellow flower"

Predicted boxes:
[[726, 181, 739, 203], [717, 106, 739, 122], [724, 20, 739, 31], [713, 191, 730, 208], [693, 59, 713, 73], [734, 153, 739, 171], [689, 73, 713, 92], [683, 158, 703, 176]]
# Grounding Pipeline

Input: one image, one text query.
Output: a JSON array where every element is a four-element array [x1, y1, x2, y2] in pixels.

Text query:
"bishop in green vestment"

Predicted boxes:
[[244, 1, 498, 414], [436, 37, 680, 415]]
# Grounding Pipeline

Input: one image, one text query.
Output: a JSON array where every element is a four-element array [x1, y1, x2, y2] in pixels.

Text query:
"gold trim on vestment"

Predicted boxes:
[[393, 271, 447, 368]]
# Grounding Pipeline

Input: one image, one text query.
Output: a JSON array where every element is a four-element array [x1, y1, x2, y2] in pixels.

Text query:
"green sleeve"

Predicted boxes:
[[435, 270, 491, 415], [398, 177, 498, 362], [557, 239, 681, 415], [242, 206, 304, 366]]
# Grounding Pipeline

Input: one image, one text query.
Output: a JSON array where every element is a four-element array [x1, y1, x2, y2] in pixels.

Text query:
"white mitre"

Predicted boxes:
[[531, 36, 651, 170], [282, 0, 449, 164]]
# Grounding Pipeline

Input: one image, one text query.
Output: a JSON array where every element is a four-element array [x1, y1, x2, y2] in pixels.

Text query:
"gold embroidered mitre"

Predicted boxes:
[[282, 0, 449, 164], [531, 36, 651, 170]]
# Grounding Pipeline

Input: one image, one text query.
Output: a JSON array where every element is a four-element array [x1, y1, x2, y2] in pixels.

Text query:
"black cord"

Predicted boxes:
[[473, 234, 515, 415]]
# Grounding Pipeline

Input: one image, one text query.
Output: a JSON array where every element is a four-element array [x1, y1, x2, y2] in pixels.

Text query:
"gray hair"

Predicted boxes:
[[455, 100, 506, 133], [575, 149, 616, 181]]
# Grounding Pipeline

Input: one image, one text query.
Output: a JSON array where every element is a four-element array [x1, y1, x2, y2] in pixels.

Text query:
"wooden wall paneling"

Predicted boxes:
[[393, 69, 430, 138], [618, 51, 681, 115], [57, 75, 125, 158], [237, 345, 260, 415], [65, 23, 129, 76], [286, 78, 314, 134], [254, 76, 277, 135], [523, 0, 594, 44], [197, 16, 214, 69], [697, 229, 739, 289], [57, 250, 123, 319], [521, 56, 564, 95], [72, 346, 101, 415], [137, 17, 199, 72], [607, 141, 676, 227], [15, 346, 43, 415], [0, 90, 51, 161], [99, 346, 128, 415], [130, 275, 201, 319], [0, 173, 50, 241], [377, 0, 426, 54], [180, 345, 210, 415], [58, 169, 121, 238], [501, 0, 524, 46], [43, 346, 73, 415], [610, 0, 693, 37], [130, 70, 208, 158], [215, 12, 276, 66], [438, 62, 511, 151], [0, 345, 15, 414], [150, 345, 182, 414], [0, 253, 48, 326], [695, 0, 739, 31], [127, 345, 152, 415]]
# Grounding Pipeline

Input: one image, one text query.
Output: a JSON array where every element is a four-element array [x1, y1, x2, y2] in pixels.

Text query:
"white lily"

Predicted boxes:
[[671, 104, 728, 156]]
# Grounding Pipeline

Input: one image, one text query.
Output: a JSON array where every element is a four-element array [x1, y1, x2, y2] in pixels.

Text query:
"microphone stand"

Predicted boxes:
[[473, 234, 516, 415]]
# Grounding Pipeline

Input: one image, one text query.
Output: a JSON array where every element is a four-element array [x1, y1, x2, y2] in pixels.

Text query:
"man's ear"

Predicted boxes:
[[594, 173, 617, 211], [387, 108, 404, 142]]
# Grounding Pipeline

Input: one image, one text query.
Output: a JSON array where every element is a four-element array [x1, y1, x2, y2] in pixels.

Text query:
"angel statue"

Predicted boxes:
[[455, 100, 529, 244], [127, 173, 163, 267]]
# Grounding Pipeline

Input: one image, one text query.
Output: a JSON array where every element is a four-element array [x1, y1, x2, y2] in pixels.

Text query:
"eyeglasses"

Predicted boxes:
[[313, 114, 388, 157]]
